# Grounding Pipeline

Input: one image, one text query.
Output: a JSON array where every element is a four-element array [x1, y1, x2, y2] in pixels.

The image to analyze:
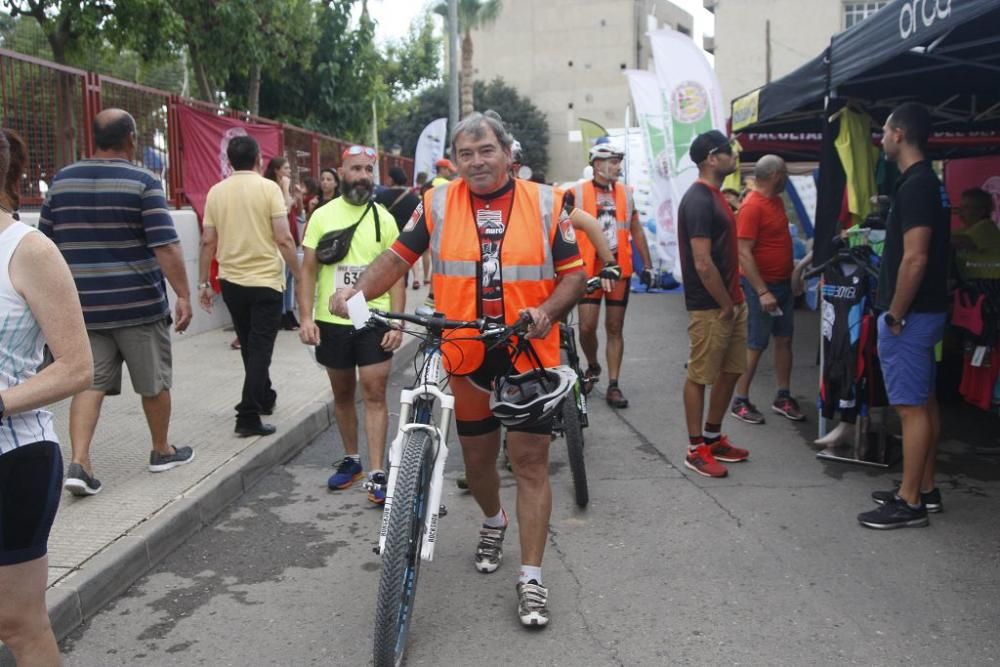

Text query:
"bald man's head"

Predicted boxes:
[[753, 154, 787, 195], [93, 108, 136, 152]]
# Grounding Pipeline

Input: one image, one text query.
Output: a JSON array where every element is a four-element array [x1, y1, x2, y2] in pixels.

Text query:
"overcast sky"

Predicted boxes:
[[362, 0, 714, 44]]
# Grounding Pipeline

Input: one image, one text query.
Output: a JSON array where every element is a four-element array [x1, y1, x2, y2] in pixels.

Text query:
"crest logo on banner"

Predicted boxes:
[[219, 127, 249, 179]]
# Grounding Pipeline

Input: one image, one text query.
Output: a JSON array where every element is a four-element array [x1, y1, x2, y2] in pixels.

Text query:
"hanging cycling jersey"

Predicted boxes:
[[819, 260, 869, 423]]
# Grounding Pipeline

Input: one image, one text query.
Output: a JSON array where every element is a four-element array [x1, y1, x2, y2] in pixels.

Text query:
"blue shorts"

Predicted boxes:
[[741, 277, 795, 351], [877, 312, 946, 406]]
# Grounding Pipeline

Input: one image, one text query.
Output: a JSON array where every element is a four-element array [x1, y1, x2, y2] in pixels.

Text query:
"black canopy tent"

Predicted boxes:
[[731, 0, 1000, 263]]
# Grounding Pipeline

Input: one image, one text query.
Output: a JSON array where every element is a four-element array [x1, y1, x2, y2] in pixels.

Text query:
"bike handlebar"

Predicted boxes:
[[368, 309, 534, 344]]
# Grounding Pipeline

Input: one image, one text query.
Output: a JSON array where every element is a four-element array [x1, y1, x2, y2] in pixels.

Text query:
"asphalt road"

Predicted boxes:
[[58, 292, 1000, 666]]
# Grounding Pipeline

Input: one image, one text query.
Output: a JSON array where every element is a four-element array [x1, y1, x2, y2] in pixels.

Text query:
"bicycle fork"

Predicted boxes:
[[376, 384, 454, 562]]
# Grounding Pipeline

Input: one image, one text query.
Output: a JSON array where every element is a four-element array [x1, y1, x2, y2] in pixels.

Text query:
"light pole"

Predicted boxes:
[[448, 0, 460, 146]]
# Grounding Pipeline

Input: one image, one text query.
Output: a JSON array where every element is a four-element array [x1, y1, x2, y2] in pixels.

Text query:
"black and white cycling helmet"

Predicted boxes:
[[490, 365, 577, 428], [510, 139, 524, 163], [588, 142, 624, 164]]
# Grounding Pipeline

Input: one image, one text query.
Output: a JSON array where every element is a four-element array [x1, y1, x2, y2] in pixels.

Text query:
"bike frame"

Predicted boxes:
[[377, 349, 454, 562]]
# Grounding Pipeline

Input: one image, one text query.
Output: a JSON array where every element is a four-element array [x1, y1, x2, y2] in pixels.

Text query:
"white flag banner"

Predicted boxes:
[[647, 29, 727, 281], [624, 68, 677, 275], [413, 117, 448, 186]]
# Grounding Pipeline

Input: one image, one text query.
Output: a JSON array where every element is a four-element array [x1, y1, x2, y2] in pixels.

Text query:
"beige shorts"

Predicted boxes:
[[89, 319, 173, 396], [686, 303, 748, 385]]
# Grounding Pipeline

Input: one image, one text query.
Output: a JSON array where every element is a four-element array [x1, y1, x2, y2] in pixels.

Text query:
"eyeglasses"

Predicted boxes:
[[342, 145, 377, 159]]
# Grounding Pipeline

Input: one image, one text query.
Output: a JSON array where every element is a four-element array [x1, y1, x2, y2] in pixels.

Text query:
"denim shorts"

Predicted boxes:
[[877, 311, 946, 406], [741, 278, 795, 351]]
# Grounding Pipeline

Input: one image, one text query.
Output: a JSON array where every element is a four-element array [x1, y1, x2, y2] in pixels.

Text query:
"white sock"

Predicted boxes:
[[347, 454, 361, 463], [483, 508, 507, 528], [369, 469, 385, 480], [519, 565, 542, 585], [702, 429, 720, 441]]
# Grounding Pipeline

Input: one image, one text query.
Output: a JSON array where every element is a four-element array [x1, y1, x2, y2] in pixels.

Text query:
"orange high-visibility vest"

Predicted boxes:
[[425, 178, 563, 374], [572, 180, 635, 277]]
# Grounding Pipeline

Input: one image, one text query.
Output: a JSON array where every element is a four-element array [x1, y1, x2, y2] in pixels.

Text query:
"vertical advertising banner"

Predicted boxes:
[[647, 29, 727, 281], [413, 118, 448, 186], [625, 67, 677, 275]]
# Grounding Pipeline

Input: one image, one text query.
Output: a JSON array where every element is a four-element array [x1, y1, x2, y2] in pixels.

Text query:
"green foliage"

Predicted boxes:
[[433, 0, 503, 35], [381, 78, 548, 173]]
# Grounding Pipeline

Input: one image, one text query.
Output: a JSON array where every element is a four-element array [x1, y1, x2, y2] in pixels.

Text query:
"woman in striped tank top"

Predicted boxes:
[[0, 129, 92, 665]]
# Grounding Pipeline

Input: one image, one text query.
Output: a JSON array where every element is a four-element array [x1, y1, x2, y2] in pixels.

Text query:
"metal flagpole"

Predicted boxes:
[[448, 0, 460, 147]]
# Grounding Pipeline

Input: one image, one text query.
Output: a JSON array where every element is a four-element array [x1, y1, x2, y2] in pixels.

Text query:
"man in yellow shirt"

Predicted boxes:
[[197, 136, 301, 437], [298, 146, 405, 503]]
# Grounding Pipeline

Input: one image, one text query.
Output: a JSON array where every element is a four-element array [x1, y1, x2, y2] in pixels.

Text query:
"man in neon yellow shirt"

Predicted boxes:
[[298, 146, 404, 503]]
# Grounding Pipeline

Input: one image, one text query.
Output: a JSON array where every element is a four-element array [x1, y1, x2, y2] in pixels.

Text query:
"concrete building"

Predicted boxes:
[[708, 0, 889, 108], [471, 0, 702, 182]]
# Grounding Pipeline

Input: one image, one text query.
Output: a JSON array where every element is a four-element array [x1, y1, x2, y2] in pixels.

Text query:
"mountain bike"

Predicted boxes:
[[368, 308, 533, 667], [554, 314, 589, 508]]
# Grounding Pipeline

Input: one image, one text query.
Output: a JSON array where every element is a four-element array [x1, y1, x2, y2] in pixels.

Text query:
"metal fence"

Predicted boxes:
[[0, 48, 414, 209]]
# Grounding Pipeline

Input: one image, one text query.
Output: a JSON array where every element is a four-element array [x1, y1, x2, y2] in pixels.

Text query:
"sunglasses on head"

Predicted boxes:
[[343, 145, 377, 158], [708, 141, 734, 157]]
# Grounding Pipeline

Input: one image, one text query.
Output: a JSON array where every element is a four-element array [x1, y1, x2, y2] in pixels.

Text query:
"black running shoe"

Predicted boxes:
[[64, 462, 102, 496], [872, 487, 942, 513], [858, 497, 929, 529]]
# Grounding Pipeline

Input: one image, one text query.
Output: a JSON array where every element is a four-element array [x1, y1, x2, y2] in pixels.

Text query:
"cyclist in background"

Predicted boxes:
[[333, 110, 586, 628], [568, 142, 654, 408]]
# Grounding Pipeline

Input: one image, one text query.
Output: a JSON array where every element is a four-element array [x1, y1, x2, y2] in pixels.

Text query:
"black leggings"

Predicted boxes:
[[0, 441, 62, 566]]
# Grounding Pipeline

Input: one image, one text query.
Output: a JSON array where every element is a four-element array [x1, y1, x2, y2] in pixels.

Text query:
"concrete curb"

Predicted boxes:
[[42, 337, 419, 644]]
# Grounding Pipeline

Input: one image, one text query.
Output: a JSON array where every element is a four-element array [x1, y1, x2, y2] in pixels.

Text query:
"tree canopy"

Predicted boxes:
[[381, 77, 549, 175]]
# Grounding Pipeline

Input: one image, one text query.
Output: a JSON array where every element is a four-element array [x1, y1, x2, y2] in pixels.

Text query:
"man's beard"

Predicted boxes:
[[341, 179, 373, 205]]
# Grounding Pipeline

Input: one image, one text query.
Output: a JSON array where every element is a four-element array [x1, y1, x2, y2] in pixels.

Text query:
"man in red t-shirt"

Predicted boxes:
[[729, 155, 805, 425]]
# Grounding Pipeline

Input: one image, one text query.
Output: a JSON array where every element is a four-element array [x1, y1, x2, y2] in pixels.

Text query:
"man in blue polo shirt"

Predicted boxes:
[[39, 108, 195, 497]]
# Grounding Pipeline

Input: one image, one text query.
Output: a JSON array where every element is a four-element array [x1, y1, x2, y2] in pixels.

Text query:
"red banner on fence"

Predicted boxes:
[[176, 105, 283, 219]]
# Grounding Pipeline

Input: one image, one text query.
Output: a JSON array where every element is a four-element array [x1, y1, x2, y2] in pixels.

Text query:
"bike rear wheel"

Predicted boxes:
[[373, 430, 434, 667], [562, 392, 589, 508]]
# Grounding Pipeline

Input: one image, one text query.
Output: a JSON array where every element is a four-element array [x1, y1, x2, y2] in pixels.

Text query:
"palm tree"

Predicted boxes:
[[434, 0, 503, 117]]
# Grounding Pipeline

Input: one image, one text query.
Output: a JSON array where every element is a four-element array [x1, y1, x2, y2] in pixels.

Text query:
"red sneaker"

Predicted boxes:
[[709, 435, 749, 463], [684, 444, 728, 478]]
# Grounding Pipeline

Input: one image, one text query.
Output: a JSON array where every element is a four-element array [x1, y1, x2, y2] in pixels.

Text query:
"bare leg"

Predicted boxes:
[[773, 336, 793, 393], [0, 556, 62, 667], [895, 402, 935, 505], [68, 389, 105, 474], [358, 360, 391, 471], [683, 379, 706, 438], [577, 303, 601, 369], [505, 432, 552, 567], [604, 305, 626, 382], [735, 348, 765, 399], [706, 371, 742, 426], [141, 389, 174, 455], [460, 430, 503, 518], [921, 394, 940, 492], [328, 368, 359, 456]]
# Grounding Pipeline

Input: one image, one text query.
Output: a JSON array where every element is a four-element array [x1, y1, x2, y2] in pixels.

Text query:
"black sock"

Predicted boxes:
[[608, 380, 619, 388]]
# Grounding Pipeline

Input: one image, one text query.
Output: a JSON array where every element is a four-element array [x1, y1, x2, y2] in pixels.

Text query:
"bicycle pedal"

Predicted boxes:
[[372, 542, 381, 555], [439, 504, 448, 517]]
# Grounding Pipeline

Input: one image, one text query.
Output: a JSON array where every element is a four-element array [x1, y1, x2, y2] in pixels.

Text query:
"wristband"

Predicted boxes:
[[757, 288, 769, 296]]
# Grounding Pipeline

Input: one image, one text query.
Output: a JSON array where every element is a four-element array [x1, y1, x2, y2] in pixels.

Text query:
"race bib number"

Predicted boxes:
[[336, 264, 366, 288]]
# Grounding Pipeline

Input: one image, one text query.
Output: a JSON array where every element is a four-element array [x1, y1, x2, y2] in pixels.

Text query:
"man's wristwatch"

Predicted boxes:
[[884, 312, 906, 328], [198, 281, 212, 290]]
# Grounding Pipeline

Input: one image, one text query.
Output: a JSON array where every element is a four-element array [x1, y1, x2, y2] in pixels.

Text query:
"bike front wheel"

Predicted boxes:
[[373, 430, 434, 667], [562, 394, 589, 508]]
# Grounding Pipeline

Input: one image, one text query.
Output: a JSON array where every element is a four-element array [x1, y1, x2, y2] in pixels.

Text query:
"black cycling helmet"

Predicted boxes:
[[490, 365, 576, 428]]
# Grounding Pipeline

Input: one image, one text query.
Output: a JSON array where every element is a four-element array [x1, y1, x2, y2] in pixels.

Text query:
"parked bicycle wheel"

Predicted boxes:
[[373, 430, 434, 667], [561, 393, 588, 508]]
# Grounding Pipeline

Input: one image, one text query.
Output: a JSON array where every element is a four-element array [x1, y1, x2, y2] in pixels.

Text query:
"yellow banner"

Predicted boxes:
[[731, 89, 760, 132]]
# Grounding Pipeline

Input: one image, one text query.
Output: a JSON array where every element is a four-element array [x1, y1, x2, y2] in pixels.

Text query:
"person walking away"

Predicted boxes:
[[730, 155, 805, 424], [298, 145, 404, 503], [677, 130, 751, 479], [39, 108, 195, 497], [332, 110, 586, 628], [572, 142, 654, 408], [858, 103, 951, 529], [0, 128, 93, 667], [198, 135, 301, 437]]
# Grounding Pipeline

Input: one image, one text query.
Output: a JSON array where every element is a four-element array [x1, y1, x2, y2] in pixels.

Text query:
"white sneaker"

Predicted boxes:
[[516, 580, 549, 627]]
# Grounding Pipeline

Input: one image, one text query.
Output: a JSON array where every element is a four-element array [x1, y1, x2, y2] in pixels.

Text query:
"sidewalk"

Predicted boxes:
[[40, 284, 430, 642]]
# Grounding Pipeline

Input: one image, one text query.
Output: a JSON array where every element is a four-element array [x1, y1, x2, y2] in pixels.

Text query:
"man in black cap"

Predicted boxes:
[[677, 130, 751, 479]]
